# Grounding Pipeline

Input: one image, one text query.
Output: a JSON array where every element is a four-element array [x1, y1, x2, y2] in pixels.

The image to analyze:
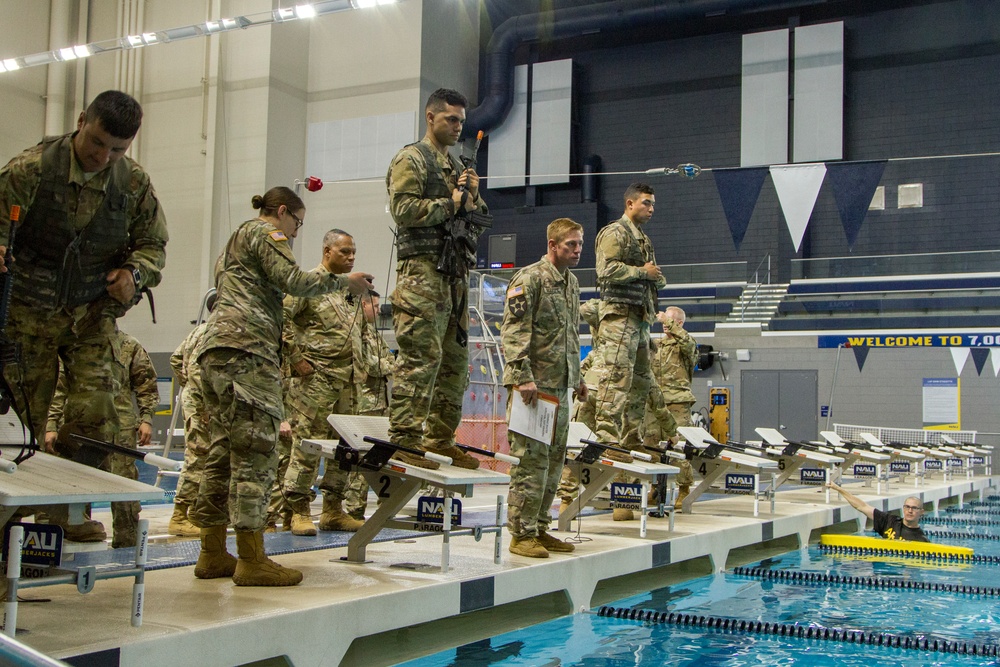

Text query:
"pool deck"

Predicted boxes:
[[12, 473, 997, 667]]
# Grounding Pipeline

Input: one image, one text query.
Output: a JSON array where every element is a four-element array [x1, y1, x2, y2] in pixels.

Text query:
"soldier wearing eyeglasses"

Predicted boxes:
[[827, 481, 929, 542]]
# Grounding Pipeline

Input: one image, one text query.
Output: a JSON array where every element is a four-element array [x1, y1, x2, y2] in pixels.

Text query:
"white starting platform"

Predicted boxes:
[[675, 427, 779, 517], [0, 448, 165, 635], [817, 430, 892, 494], [301, 415, 512, 571], [754, 428, 845, 502], [557, 423, 679, 537], [941, 434, 993, 476], [857, 432, 942, 483], [823, 431, 925, 489]]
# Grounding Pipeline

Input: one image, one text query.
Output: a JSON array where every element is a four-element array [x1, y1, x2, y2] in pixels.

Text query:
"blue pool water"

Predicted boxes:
[[401, 503, 1000, 667]]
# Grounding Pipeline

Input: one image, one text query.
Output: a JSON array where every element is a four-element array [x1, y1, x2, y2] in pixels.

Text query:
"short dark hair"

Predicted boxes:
[[251, 186, 304, 217], [84, 90, 143, 139], [426, 88, 468, 113], [322, 228, 352, 250], [624, 182, 654, 206]]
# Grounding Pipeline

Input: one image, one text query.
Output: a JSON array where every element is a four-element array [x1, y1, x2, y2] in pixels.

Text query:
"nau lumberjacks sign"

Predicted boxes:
[[2, 523, 63, 567], [853, 463, 877, 478], [611, 482, 642, 510], [890, 461, 911, 474], [725, 473, 755, 494], [416, 496, 462, 532], [800, 468, 826, 485]]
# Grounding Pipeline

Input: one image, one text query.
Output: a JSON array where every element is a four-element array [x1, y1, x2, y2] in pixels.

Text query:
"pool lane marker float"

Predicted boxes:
[[819, 534, 983, 560], [921, 515, 1000, 527], [923, 529, 1000, 541], [593, 605, 1000, 656], [731, 565, 1000, 597]]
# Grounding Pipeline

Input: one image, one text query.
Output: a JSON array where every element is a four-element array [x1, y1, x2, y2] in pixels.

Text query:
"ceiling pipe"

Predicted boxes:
[[463, 0, 836, 140]]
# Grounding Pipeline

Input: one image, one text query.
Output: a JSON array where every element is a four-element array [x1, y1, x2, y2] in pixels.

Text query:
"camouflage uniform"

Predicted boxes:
[[345, 318, 395, 518], [0, 131, 167, 446], [386, 137, 487, 456], [191, 219, 347, 532], [47, 330, 158, 547], [651, 319, 699, 486], [592, 215, 665, 448], [501, 257, 580, 539], [280, 271, 363, 516], [263, 365, 294, 528], [170, 323, 210, 510]]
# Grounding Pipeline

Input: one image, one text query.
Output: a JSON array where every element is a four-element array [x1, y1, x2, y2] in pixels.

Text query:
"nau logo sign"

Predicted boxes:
[[924, 459, 943, 471], [948, 458, 964, 468], [971, 456, 985, 465], [1, 523, 62, 567], [890, 461, 911, 474], [800, 468, 826, 485], [853, 464, 876, 478], [725, 474, 755, 494], [611, 482, 643, 509], [416, 496, 462, 526]]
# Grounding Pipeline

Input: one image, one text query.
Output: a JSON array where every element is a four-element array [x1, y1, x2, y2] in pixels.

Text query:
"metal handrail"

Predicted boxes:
[[742, 255, 771, 322], [0, 633, 68, 667]]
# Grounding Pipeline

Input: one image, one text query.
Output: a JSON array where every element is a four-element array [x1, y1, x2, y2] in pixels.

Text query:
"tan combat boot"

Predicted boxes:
[[674, 485, 691, 511], [536, 531, 575, 553], [612, 508, 635, 521], [280, 509, 293, 532], [426, 443, 481, 470], [194, 525, 237, 579], [167, 503, 200, 537], [232, 531, 303, 587], [392, 449, 440, 470], [60, 520, 108, 543], [318, 497, 364, 532], [289, 513, 317, 536], [509, 535, 548, 558]]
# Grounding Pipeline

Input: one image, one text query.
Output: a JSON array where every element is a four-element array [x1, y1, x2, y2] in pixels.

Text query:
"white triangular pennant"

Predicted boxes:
[[950, 347, 970, 376], [992, 349, 1000, 377], [770, 163, 827, 252]]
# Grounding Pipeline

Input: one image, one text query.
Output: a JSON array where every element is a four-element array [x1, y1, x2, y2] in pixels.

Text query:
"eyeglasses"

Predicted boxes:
[[287, 210, 304, 230], [903, 505, 923, 511]]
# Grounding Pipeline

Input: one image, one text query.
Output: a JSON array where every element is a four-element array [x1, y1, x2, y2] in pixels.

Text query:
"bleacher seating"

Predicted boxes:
[[770, 274, 1000, 332]]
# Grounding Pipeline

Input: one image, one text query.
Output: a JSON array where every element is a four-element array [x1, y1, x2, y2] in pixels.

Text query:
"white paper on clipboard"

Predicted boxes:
[[508, 392, 559, 446]]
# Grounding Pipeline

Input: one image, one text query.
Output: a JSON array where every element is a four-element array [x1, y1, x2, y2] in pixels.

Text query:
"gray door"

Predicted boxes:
[[740, 370, 818, 442]]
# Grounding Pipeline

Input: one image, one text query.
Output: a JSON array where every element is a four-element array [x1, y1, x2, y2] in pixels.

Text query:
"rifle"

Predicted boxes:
[[69, 433, 182, 472], [0, 207, 21, 415], [436, 130, 493, 280]]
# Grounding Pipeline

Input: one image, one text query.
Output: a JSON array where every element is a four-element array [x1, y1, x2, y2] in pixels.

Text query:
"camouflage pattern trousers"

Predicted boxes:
[[282, 372, 355, 513], [388, 257, 469, 451], [4, 299, 121, 444], [592, 311, 652, 450], [190, 349, 283, 531], [666, 402, 695, 486], [506, 387, 569, 539], [173, 382, 208, 507]]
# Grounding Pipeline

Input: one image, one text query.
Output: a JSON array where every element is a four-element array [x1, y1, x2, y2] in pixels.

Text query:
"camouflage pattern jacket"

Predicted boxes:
[[354, 319, 394, 414], [171, 322, 209, 390], [48, 330, 159, 433], [197, 218, 346, 366], [282, 264, 362, 385], [0, 131, 167, 319], [595, 215, 665, 324], [501, 257, 581, 390], [651, 319, 698, 404]]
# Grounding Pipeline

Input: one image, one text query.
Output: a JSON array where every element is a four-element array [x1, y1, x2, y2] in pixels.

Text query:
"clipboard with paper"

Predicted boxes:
[[508, 392, 560, 446]]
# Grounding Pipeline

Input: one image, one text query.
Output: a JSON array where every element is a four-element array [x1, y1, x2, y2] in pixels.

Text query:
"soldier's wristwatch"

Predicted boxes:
[[130, 266, 142, 289]]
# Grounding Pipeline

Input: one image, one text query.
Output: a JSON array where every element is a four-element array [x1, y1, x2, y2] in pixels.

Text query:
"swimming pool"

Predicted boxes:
[[400, 499, 1000, 666]]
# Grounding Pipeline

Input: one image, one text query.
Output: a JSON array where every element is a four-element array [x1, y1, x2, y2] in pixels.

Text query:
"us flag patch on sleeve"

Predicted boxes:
[[270, 230, 288, 242], [506, 286, 523, 298]]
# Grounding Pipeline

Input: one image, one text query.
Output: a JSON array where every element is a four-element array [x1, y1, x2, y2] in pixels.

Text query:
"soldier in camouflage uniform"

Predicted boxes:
[[592, 183, 665, 458], [46, 330, 158, 547], [168, 294, 217, 538], [191, 187, 372, 587], [281, 229, 366, 535], [651, 306, 698, 509], [502, 218, 586, 558], [0, 91, 167, 542], [344, 291, 395, 520], [385, 89, 487, 471]]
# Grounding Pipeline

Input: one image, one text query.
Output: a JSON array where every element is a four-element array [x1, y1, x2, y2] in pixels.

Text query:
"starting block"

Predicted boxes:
[[675, 427, 779, 517], [557, 423, 679, 537], [300, 415, 512, 571], [0, 448, 165, 635], [754, 427, 845, 502], [941, 434, 992, 476]]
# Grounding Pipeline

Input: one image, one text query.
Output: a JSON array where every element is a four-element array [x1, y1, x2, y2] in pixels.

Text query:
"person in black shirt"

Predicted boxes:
[[827, 481, 929, 542]]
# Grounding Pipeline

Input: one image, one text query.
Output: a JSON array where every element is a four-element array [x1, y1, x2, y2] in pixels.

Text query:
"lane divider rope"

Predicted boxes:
[[731, 565, 1000, 597]]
